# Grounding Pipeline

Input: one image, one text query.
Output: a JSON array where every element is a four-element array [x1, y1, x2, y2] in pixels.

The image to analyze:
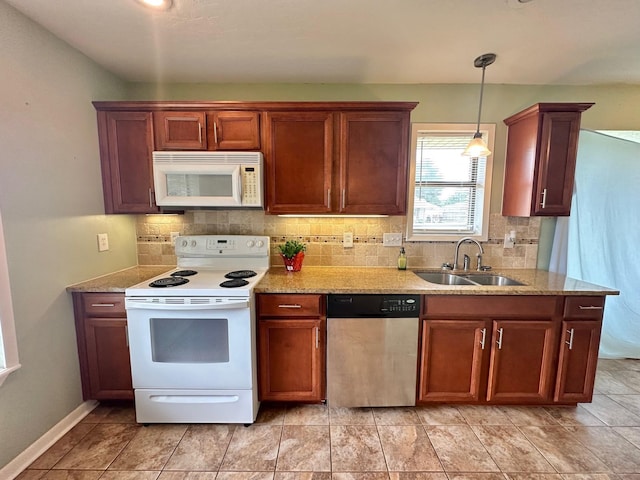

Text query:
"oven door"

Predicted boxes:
[[125, 297, 255, 390]]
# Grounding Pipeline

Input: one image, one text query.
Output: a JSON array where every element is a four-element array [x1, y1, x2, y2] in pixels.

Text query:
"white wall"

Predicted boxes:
[[0, 1, 137, 468]]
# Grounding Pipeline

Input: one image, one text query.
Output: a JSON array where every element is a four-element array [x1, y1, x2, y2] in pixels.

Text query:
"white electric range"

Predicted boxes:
[[125, 235, 270, 424]]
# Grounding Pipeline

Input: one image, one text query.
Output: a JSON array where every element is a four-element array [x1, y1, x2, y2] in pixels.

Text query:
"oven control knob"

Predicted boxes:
[[191, 240, 197, 247], [256, 240, 265, 248], [181, 240, 188, 247], [246, 240, 255, 248]]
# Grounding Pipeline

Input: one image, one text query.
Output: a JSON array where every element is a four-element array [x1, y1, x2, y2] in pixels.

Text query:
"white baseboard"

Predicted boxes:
[[0, 400, 98, 480]]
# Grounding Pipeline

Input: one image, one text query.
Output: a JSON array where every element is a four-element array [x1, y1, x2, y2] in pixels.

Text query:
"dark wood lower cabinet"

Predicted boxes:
[[417, 295, 604, 405], [258, 318, 325, 401], [257, 294, 325, 402], [487, 320, 556, 403], [72, 292, 133, 400], [419, 319, 489, 402]]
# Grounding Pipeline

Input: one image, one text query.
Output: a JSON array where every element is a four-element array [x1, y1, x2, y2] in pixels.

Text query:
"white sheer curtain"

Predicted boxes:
[[552, 130, 640, 358]]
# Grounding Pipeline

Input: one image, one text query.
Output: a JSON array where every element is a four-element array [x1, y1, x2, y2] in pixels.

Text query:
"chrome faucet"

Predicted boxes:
[[453, 237, 484, 271]]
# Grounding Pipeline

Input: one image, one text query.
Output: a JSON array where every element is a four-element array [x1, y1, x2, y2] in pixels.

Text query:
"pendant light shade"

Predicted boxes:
[[463, 53, 496, 157]]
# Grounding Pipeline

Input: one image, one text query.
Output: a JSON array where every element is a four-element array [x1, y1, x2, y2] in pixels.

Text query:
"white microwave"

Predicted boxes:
[[152, 151, 263, 208]]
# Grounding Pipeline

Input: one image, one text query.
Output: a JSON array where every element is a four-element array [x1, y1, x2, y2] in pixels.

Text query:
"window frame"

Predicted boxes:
[[0, 208, 20, 386], [406, 123, 495, 242]]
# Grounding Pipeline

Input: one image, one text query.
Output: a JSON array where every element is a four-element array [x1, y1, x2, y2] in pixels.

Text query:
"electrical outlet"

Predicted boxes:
[[504, 230, 516, 249], [383, 232, 403, 247], [343, 232, 354, 248], [97, 233, 109, 252]]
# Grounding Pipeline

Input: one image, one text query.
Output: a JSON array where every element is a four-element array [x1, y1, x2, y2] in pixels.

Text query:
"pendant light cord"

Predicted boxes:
[[475, 65, 487, 137]]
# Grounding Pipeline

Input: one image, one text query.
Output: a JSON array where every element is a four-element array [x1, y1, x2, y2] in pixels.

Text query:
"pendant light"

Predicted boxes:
[[462, 53, 496, 157]]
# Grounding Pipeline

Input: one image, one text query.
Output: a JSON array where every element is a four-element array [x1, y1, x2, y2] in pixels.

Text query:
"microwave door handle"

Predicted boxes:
[[237, 171, 243, 203], [125, 300, 250, 311]]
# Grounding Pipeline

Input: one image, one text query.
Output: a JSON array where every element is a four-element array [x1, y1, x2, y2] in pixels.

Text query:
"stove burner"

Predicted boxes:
[[224, 270, 257, 279], [219, 278, 249, 288], [149, 277, 190, 288], [171, 269, 198, 277]]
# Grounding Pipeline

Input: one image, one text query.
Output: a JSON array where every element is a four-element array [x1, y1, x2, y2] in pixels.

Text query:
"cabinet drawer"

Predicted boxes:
[[258, 294, 323, 317], [82, 293, 126, 317], [424, 295, 560, 317], [564, 296, 605, 319]]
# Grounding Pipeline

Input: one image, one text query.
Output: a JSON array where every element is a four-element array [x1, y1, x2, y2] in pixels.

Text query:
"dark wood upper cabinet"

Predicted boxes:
[[208, 111, 260, 150], [502, 103, 594, 217], [97, 110, 158, 214], [94, 101, 415, 215], [264, 111, 334, 214], [154, 111, 207, 150], [339, 111, 410, 215], [264, 103, 415, 215]]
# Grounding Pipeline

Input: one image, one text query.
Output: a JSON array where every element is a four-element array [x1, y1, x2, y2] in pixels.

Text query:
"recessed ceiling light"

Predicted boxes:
[[135, 0, 173, 10]]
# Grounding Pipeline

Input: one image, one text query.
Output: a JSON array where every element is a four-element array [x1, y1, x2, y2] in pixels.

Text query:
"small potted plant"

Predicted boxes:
[[278, 239, 306, 272]]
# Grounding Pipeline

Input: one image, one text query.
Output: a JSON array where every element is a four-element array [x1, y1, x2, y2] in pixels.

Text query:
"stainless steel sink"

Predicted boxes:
[[458, 274, 525, 286], [414, 271, 524, 287], [414, 272, 477, 286]]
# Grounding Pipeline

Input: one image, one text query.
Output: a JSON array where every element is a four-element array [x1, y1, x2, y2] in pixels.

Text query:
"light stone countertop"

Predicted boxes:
[[66, 265, 174, 293], [254, 266, 619, 296], [65, 265, 619, 296]]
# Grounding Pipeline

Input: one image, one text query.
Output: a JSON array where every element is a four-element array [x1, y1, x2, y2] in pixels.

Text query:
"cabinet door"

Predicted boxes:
[[258, 318, 325, 401], [487, 320, 557, 403], [418, 319, 489, 402], [339, 112, 409, 214], [208, 111, 260, 150], [99, 111, 158, 214], [264, 112, 333, 214], [85, 317, 133, 400], [534, 111, 582, 215], [555, 320, 602, 403], [154, 111, 206, 150]]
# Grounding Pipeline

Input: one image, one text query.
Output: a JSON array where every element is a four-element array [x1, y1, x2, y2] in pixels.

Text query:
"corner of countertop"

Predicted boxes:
[[66, 265, 175, 293]]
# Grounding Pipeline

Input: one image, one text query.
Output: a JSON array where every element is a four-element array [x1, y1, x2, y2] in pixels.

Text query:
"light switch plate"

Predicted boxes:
[[383, 232, 402, 247], [343, 232, 354, 248], [97, 233, 109, 252]]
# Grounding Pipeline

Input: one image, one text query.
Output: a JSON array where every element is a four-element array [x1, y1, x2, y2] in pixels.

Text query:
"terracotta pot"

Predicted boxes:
[[281, 252, 304, 272]]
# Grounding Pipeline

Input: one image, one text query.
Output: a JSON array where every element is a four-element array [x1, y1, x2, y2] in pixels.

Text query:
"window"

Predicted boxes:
[[0, 208, 20, 386], [406, 123, 494, 241]]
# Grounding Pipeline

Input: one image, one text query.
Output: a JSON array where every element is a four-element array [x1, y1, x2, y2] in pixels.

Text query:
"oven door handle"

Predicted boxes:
[[125, 299, 250, 310]]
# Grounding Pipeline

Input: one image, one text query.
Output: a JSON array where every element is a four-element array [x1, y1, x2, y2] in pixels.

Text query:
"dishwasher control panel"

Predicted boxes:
[[327, 294, 420, 318]]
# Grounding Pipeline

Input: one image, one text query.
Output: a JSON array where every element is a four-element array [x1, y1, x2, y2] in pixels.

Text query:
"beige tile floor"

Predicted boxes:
[[16, 359, 640, 480]]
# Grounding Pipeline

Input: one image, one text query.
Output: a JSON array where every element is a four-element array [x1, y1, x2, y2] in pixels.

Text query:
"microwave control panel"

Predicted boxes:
[[241, 166, 262, 206]]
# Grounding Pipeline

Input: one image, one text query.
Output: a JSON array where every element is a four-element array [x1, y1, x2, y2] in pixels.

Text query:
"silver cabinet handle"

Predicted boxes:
[[342, 189, 346, 209], [278, 304, 302, 309], [540, 188, 547, 208], [148, 188, 154, 208], [496, 328, 504, 350], [480, 327, 487, 350], [327, 188, 331, 208], [566, 328, 575, 350], [578, 305, 604, 310], [315, 326, 319, 349], [91, 303, 116, 307], [213, 122, 218, 144], [198, 122, 203, 144]]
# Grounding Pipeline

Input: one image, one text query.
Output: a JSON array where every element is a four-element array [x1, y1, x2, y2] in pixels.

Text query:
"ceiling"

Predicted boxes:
[[6, 0, 640, 85]]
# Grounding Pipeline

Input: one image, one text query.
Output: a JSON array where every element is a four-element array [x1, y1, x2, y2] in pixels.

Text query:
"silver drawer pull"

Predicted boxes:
[[278, 304, 302, 309], [566, 328, 575, 350], [496, 328, 504, 350], [91, 303, 116, 307], [578, 305, 603, 310]]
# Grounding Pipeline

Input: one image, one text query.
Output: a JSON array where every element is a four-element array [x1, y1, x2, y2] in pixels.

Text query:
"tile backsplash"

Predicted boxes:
[[136, 211, 540, 270]]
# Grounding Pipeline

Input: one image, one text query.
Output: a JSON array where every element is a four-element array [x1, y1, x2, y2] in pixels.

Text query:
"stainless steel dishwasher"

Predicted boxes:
[[326, 294, 420, 407]]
